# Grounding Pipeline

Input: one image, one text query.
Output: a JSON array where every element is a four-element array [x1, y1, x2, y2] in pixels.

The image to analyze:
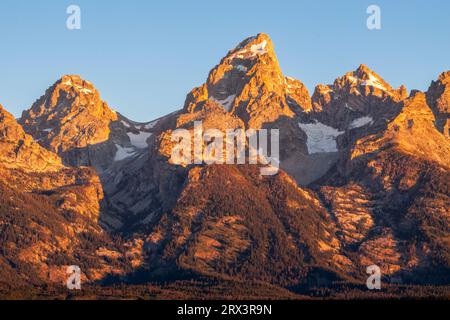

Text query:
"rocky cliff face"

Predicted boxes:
[[0, 103, 136, 289], [318, 91, 450, 281], [19, 75, 155, 172], [145, 165, 351, 285], [1, 33, 449, 298], [282, 64, 411, 185], [349, 92, 450, 169], [311, 64, 407, 130], [96, 35, 449, 287], [101, 34, 314, 229], [427, 71, 450, 138], [184, 33, 311, 128], [0, 104, 63, 172]]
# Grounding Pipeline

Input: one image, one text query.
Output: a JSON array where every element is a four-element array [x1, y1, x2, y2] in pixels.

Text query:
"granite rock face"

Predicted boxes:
[[1, 33, 449, 297], [427, 71, 450, 137], [19, 75, 156, 172], [0, 103, 134, 288], [311, 64, 407, 130], [184, 33, 311, 128]]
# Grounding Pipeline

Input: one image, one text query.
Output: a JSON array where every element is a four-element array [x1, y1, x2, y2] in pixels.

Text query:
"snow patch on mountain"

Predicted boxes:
[[78, 87, 93, 94], [361, 74, 386, 91], [61, 78, 93, 94], [114, 144, 136, 161], [349, 116, 373, 129], [299, 121, 344, 154], [229, 39, 268, 60], [250, 40, 268, 55], [212, 94, 236, 112], [235, 65, 247, 72], [348, 74, 386, 91], [127, 131, 152, 149]]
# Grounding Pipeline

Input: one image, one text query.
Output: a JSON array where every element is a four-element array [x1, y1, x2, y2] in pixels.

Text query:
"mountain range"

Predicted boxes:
[[1, 33, 449, 299]]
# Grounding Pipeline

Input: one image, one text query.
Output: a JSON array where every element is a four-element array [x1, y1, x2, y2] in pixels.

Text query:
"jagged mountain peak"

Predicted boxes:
[[183, 33, 310, 128], [340, 64, 397, 94], [313, 64, 407, 101], [429, 70, 450, 95], [19, 75, 118, 149], [206, 32, 283, 102], [18, 76, 122, 169], [356, 63, 371, 73], [20, 75, 117, 127], [223, 33, 275, 63], [59, 74, 90, 84], [19, 76, 160, 171], [57, 74, 97, 95], [437, 70, 450, 83], [2, 38, 450, 298], [354, 63, 378, 78], [311, 65, 408, 129]]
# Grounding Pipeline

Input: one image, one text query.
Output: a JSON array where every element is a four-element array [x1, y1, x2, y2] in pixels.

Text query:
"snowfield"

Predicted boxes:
[[349, 116, 373, 129], [212, 94, 237, 112], [348, 73, 387, 91], [298, 121, 344, 154], [250, 40, 268, 55], [114, 144, 136, 161], [127, 131, 152, 149]]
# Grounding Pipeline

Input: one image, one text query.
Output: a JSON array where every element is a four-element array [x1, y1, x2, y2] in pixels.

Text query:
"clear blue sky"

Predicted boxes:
[[1, 0, 449, 121]]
